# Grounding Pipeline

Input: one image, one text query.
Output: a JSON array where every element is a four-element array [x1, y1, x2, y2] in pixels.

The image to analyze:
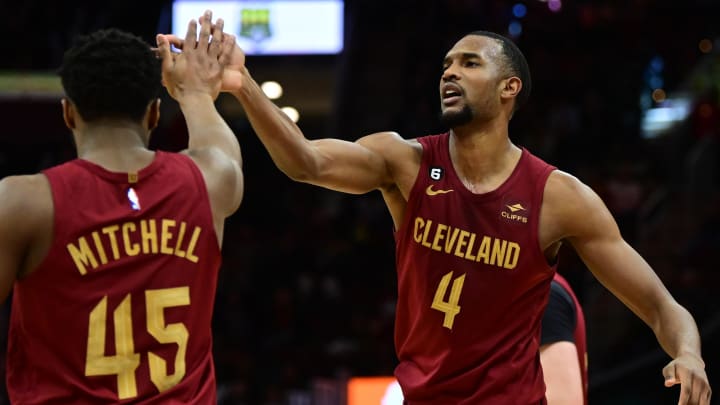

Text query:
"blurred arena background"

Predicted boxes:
[[0, 0, 718, 404]]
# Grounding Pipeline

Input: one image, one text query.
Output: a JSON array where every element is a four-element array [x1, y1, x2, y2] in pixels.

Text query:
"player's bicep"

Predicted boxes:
[[302, 136, 393, 194], [185, 148, 244, 219], [575, 235, 670, 327], [562, 179, 671, 326]]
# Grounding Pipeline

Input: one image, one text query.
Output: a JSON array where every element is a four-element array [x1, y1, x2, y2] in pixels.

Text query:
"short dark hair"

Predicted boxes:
[[468, 30, 531, 112], [58, 28, 161, 122]]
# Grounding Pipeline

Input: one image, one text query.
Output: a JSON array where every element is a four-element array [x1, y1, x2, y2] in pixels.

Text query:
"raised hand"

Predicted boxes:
[[156, 10, 226, 101], [663, 355, 712, 405], [157, 19, 245, 93], [213, 28, 243, 92]]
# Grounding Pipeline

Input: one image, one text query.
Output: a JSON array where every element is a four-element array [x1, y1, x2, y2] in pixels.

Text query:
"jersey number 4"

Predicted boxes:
[[84, 287, 190, 400], [431, 271, 466, 329]]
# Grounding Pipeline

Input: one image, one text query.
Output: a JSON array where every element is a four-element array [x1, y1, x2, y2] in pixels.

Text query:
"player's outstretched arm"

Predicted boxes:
[[544, 171, 711, 405], [157, 11, 243, 230], [231, 65, 395, 194], [158, 16, 398, 195]]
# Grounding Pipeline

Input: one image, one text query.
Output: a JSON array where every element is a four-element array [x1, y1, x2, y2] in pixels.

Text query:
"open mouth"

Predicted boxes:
[[442, 84, 463, 105]]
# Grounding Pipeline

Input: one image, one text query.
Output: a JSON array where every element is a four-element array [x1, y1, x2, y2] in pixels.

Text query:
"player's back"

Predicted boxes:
[[7, 151, 221, 404]]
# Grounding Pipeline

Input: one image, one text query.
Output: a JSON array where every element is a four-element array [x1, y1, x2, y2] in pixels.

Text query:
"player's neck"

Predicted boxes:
[[75, 123, 154, 172], [449, 117, 514, 163], [448, 127, 521, 194]]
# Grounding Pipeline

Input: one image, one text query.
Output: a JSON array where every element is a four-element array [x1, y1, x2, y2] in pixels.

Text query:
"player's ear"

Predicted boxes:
[[61, 98, 76, 130], [501, 76, 522, 99], [146, 98, 161, 131]]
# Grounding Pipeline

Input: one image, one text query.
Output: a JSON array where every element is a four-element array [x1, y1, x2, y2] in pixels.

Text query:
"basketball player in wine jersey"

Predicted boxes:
[[170, 25, 710, 404], [0, 12, 242, 403]]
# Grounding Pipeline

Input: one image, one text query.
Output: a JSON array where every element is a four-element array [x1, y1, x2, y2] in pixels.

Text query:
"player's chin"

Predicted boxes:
[[440, 105, 462, 119], [439, 106, 473, 128]]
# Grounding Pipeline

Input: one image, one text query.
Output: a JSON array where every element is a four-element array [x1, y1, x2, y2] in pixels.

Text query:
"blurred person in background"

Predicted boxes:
[[540, 273, 587, 405]]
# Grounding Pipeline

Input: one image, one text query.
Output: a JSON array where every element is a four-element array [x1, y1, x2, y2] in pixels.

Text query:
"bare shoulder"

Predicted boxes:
[[0, 174, 53, 279], [182, 148, 244, 219], [0, 174, 53, 247], [0, 174, 52, 215], [357, 131, 422, 161], [357, 131, 422, 194], [357, 132, 422, 176], [542, 170, 617, 241], [544, 170, 597, 208], [184, 147, 241, 175]]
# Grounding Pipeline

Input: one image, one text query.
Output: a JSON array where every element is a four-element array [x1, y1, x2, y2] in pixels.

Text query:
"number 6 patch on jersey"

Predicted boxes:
[[430, 167, 444, 181]]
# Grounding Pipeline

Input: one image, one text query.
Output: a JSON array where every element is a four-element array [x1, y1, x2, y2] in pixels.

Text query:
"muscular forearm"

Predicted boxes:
[[653, 301, 704, 363], [177, 94, 241, 163], [230, 68, 319, 180]]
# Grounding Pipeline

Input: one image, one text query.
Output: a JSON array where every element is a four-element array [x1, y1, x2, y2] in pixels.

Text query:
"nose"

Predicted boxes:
[[442, 63, 459, 82]]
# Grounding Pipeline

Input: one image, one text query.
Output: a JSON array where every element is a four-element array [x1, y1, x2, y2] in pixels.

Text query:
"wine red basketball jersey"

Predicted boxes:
[[394, 133, 557, 404], [7, 152, 221, 404]]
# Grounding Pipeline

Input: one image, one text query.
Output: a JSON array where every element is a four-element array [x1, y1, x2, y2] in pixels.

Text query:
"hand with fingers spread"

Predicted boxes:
[[156, 10, 228, 101], [154, 8, 243, 194], [157, 20, 245, 93], [663, 354, 712, 405]]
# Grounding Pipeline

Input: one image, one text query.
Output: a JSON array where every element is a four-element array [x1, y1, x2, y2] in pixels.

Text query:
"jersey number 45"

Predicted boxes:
[[85, 287, 190, 400]]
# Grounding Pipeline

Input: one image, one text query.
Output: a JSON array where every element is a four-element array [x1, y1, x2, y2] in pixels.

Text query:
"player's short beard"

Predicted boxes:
[[439, 105, 474, 128]]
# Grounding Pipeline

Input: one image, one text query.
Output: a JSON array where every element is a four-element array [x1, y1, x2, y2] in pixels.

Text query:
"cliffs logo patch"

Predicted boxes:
[[501, 197, 528, 224]]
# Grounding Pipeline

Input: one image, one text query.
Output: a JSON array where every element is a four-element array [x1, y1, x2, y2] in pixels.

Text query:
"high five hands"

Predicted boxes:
[[155, 10, 239, 100], [156, 10, 245, 94]]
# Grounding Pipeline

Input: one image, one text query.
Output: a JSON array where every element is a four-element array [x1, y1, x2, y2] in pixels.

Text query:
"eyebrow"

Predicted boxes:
[[443, 52, 483, 64]]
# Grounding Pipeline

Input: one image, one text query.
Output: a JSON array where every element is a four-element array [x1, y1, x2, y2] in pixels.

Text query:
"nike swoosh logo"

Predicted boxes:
[[426, 185, 454, 196]]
